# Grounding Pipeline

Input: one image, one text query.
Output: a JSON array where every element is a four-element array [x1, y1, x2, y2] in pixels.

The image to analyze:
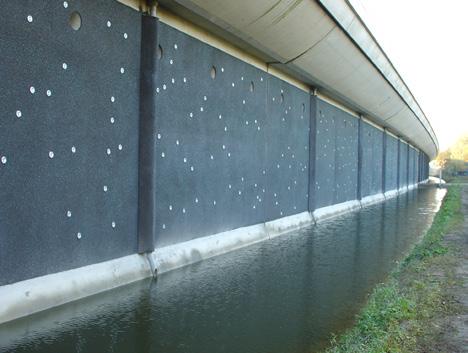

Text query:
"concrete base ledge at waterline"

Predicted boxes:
[[0, 183, 423, 325]]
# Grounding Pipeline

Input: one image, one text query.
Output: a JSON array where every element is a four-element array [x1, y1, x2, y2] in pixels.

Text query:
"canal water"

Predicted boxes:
[[0, 187, 445, 353]]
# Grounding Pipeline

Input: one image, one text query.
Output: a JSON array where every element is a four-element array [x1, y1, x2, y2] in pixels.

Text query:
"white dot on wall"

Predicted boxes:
[[171, 78, 175, 84], [124, 33, 128, 39], [183, 77, 187, 83], [1, 156, 7, 164], [261, 77, 264, 81], [67, 210, 72, 218], [228, 184, 232, 189], [62, 63, 68, 70], [169, 205, 173, 211], [189, 112, 193, 118], [107, 148, 111, 155], [103, 185, 108, 192], [203, 95, 207, 101], [222, 145, 226, 150], [120, 67, 125, 74], [224, 126, 227, 132], [161, 152, 165, 158], [16, 110, 22, 118], [110, 117, 115, 124], [156, 88, 160, 93], [30, 86, 35, 94], [49, 151, 54, 159], [163, 84, 167, 90], [111, 221, 116, 228], [174, 44, 178, 49], [162, 224, 166, 230], [182, 208, 186, 214], [227, 152, 231, 157], [221, 67, 224, 72], [213, 200, 217, 205], [231, 82, 235, 87], [210, 155, 214, 160], [63, 1, 68, 8], [218, 114, 222, 120], [195, 198, 199, 203], [190, 166, 194, 172], [238, 190, 242, 195], [242, 100, 245, 104], [118, 144, 123, 151], [157, 133, 161, 139], [111, 96, 115, 103], [200, 107, 204, 112], [176, 140, 179, 146], [71, 146, 76, 153], [170, 59, 173, 65], [107, 21, 112, 27], [27, 15, 33, 23], [183, 157, 187, 163]]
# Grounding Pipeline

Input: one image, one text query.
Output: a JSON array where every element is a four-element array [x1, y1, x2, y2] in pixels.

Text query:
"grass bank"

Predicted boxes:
[[324, 186, 463, 353]]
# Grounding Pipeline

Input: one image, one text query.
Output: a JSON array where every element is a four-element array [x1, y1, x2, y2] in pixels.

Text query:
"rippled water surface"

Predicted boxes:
[[0, 187, 445, 353]]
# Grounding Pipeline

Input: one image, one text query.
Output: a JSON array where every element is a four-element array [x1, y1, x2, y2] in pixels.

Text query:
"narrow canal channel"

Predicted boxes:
[[0, 187, 445, 353]]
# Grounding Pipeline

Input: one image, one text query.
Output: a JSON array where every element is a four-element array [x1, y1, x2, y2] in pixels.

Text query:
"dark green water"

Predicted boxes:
[[0, 187, 445, 353]]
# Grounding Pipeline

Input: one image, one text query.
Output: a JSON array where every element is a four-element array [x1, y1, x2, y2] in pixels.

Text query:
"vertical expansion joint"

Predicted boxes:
[[382, 128, 387, 193], [308, 94, 317, 212], [137, 14, 159, 253], [356, 115, 363, 200]]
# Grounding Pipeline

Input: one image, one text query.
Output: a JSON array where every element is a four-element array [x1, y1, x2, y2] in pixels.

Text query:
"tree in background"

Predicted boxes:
[[435, 133, 468, 177]]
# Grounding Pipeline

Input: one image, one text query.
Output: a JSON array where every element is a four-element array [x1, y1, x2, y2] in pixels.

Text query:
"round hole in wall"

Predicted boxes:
[[69, 11, 82, 31], [249, 81, 254, 92], [280, 93, 284, 104], [210, 66, 216, 79], [157, 45, 163, 60]]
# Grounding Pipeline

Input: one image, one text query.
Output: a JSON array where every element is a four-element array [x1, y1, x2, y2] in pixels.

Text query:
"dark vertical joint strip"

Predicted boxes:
[[308, 94, 317, 212], [382, 129, 387, 193], [406, 144, 410, 187], [397, 139, 401, 190], [356, 116, 363, 200], [137, 15, 158, 253]]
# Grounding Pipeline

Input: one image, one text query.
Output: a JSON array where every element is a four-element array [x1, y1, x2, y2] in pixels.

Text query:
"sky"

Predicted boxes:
[[349, 0, 468, 152]]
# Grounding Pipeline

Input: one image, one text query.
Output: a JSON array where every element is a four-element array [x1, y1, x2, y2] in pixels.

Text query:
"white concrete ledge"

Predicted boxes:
[[151, 223, 269, 275], [360, 193, 385, 207], [265, 211, 314, 238], [0, 254, 151, 325], [384, 189, 399, 199], [153, 211, 315, 275], [313, 200, 361, 222]]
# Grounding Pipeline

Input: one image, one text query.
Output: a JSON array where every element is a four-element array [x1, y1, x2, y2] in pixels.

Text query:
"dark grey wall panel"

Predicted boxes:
[[264, 78, 310, 221], [360, 122, 383, 197], [399, 142, 409, 188], [384, 133, 398, 192], [315, 99, 358, 208], [154, 23, 310, 247], [0, 0, 141, 285], [408, 147, 416, 185]]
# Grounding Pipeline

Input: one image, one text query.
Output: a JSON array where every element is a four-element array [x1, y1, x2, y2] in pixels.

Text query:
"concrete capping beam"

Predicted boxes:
[[0, 254, 151, 325], [360, 193, 386, 208], [313, 200, 361, 222]]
